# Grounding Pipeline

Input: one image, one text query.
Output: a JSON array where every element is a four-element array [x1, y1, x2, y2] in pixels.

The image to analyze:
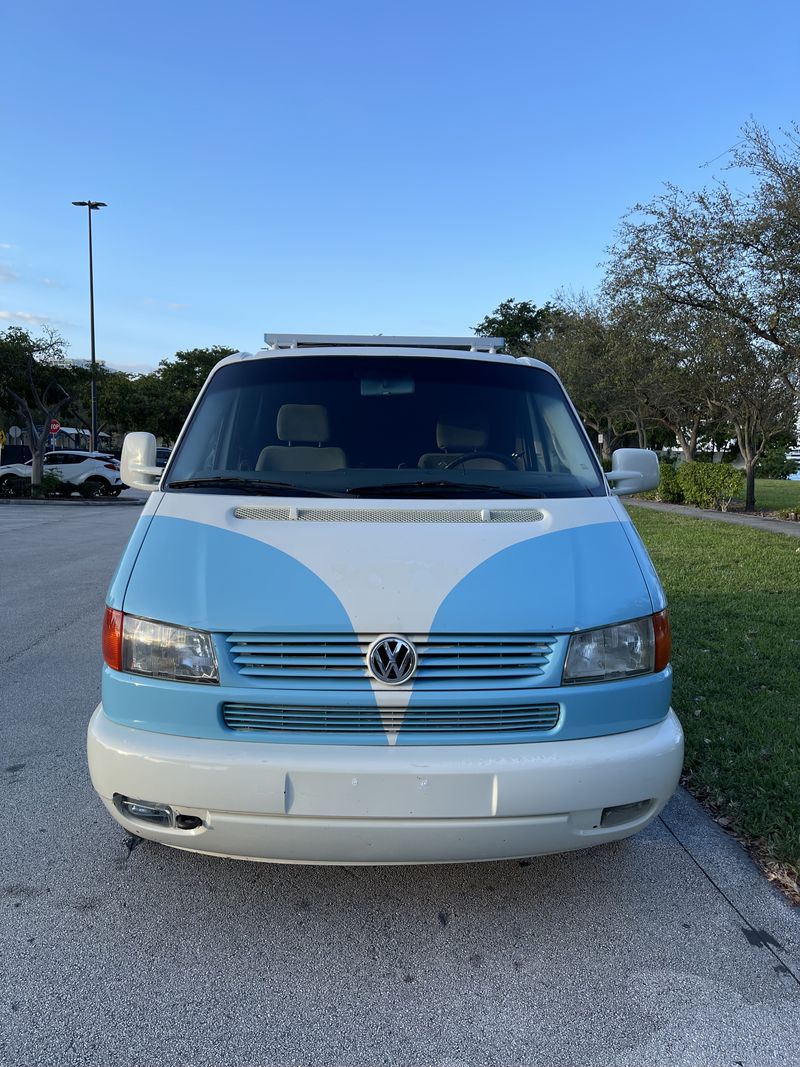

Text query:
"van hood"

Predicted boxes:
[[116, 494, 655, 636]]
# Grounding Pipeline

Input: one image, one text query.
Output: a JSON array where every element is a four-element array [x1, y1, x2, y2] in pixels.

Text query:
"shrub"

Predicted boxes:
[[42, 471, 65, 496], [0, 474, 31, 498], [756, 444, 799, 480], [656, 461, 683, 503], [640, 461, 684, 503], [676, 461, 744, 511], [30, 471, 65, 498]]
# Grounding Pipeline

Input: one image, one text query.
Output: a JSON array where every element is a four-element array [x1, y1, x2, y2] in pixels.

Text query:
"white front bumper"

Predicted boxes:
[[87, 706, 683, 864]]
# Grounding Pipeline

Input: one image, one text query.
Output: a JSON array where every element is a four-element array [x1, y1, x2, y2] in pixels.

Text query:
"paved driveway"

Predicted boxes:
[[1, 504, 798, 1066]]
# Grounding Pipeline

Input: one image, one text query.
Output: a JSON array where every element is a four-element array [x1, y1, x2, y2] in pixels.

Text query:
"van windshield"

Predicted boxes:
[[165, 355, 606, 499]]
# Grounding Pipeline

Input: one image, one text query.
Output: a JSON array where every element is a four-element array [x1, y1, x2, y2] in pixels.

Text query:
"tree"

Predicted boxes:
[[605, 122, 800, 505], [703, 318, 795, 510], [537, 300, 630, 458], [605, 298, 716, 460], [69, 364, 154, 441], [473, 299, 562, 355], [475, 296, 634, 458], [603, 303, 662, 449], [0, 327, 73, 486], [53, 345, 237, 445], [152, 346, 236, 440], [607, 121, 800, 398]]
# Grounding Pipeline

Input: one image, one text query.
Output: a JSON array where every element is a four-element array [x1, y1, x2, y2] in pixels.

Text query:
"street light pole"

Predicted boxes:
[[72, 200, 107, 452]]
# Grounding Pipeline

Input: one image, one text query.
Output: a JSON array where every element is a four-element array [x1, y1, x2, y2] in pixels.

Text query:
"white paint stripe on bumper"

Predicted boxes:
[[87, 706, 683, 864]]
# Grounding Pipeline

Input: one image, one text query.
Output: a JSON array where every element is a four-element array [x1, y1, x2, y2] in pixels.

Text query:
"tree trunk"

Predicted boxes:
[[729, 416, 763, 513], [744, 459, 757, 511], [585, 419, 610, 460], [584, 415, 620, 461], [21, 410, 43, 486], [635, 415, 648, 448], [671, 415, 701, 461]]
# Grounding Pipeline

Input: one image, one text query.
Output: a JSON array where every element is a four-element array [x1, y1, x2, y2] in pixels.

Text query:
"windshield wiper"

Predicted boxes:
[[166, 476, 344, 497], [345, 480, 545, 499]]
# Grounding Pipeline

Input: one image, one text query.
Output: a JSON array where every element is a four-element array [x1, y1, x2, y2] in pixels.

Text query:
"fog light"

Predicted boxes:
[[114, 794, 173, 826], [175, 814, 203, 830], [600, 799, 653, 829]]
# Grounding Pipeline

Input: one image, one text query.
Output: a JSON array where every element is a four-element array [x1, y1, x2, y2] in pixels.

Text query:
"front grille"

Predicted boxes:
[[221, 701, 561, 739], [225, 632, 559, 688]]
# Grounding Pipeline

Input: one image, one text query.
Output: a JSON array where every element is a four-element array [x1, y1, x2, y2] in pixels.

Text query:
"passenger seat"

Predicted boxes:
[[256, 404, 347, 471]]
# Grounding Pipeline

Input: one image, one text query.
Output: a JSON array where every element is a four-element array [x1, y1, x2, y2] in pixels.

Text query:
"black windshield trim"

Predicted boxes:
[[166, 476, 346, 498]]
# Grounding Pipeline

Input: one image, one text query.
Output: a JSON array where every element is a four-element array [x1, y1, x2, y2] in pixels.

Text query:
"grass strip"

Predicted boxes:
[[749, 478, 800, 513], [629, 505, 800, 883]]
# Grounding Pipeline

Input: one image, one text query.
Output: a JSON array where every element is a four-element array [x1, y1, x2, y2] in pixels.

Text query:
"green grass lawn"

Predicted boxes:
[[748, 478, 800, 512], [629, 506, 800, 876]]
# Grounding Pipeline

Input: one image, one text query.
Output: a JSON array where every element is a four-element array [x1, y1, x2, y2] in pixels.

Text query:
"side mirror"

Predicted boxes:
[[607, 448, 659, 496], [121, 432, 162, 492]]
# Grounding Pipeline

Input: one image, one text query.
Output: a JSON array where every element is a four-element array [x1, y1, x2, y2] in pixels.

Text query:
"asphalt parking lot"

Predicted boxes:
[[1, 503, 798, 1066]]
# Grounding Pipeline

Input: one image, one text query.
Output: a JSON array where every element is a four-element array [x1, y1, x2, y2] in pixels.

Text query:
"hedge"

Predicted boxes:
[[676, 461, 744, 510], [640, 460, 744, 511]]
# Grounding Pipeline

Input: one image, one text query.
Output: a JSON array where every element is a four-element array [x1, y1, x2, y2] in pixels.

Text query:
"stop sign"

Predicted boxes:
[[50, 419, 61, 435]]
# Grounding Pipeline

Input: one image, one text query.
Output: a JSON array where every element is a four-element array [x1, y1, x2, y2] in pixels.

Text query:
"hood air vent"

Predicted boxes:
[[232, 506, 545, 524]]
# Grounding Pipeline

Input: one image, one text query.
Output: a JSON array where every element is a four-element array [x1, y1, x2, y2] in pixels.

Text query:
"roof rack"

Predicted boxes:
[[264, 333, 505, 353]]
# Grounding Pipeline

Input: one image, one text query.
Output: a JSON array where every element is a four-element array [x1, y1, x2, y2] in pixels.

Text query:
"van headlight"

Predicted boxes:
[[103, 608, 219, 684], [562, 612, 670, 684]]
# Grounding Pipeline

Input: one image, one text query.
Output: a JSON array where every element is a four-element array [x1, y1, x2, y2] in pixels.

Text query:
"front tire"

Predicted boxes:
[[82, 477, 109, 499]]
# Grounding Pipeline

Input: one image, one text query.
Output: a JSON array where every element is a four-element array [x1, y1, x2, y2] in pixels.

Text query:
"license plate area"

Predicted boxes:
[[285, 771, 496, 818]]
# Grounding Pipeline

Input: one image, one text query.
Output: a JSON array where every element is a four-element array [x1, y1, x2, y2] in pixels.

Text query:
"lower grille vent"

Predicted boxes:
[[221, 701, 561, 739]]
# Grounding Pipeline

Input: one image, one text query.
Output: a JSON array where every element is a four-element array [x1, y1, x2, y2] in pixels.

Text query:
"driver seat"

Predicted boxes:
[[417, 416, 506, 470]]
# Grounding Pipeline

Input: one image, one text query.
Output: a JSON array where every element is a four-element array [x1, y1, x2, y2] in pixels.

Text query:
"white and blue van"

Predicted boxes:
[[88, 334, 683, 864]]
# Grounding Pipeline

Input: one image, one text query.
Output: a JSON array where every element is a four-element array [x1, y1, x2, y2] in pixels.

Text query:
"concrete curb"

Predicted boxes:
[[0, 495, 144, 507], [661, 789, 800, 968]]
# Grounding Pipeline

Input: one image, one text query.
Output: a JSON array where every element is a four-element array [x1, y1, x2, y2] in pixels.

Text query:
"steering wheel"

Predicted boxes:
[[443, 451, 518, 471]]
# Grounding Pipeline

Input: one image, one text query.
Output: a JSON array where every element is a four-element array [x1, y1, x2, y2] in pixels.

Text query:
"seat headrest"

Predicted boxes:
[[436, 417, 488, 451], [277, 404, 330, 443]]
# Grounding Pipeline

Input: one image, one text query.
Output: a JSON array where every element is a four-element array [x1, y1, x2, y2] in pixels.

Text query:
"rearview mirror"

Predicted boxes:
[[606, 448, 659, 496], [121, 432, 162, 492]]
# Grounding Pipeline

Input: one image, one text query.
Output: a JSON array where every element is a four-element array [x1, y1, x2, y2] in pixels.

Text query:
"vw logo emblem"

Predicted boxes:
[[367, 635, 418, 685]]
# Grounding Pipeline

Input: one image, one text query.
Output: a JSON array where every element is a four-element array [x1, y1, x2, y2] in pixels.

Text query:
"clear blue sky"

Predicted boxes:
[[1, 0, 798, 371]]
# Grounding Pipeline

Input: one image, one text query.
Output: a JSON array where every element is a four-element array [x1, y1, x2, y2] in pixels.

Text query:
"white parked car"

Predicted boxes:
[[0, 450, 123, 497]]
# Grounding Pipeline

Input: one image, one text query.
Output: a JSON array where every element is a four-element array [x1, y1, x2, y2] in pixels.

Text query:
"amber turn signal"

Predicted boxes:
[[102, 607, 124, 671], [653, 609, 671, 672]]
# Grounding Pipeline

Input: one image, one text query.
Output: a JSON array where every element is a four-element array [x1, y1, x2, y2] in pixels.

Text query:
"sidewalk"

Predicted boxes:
[[628, 498, 800, 538]]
